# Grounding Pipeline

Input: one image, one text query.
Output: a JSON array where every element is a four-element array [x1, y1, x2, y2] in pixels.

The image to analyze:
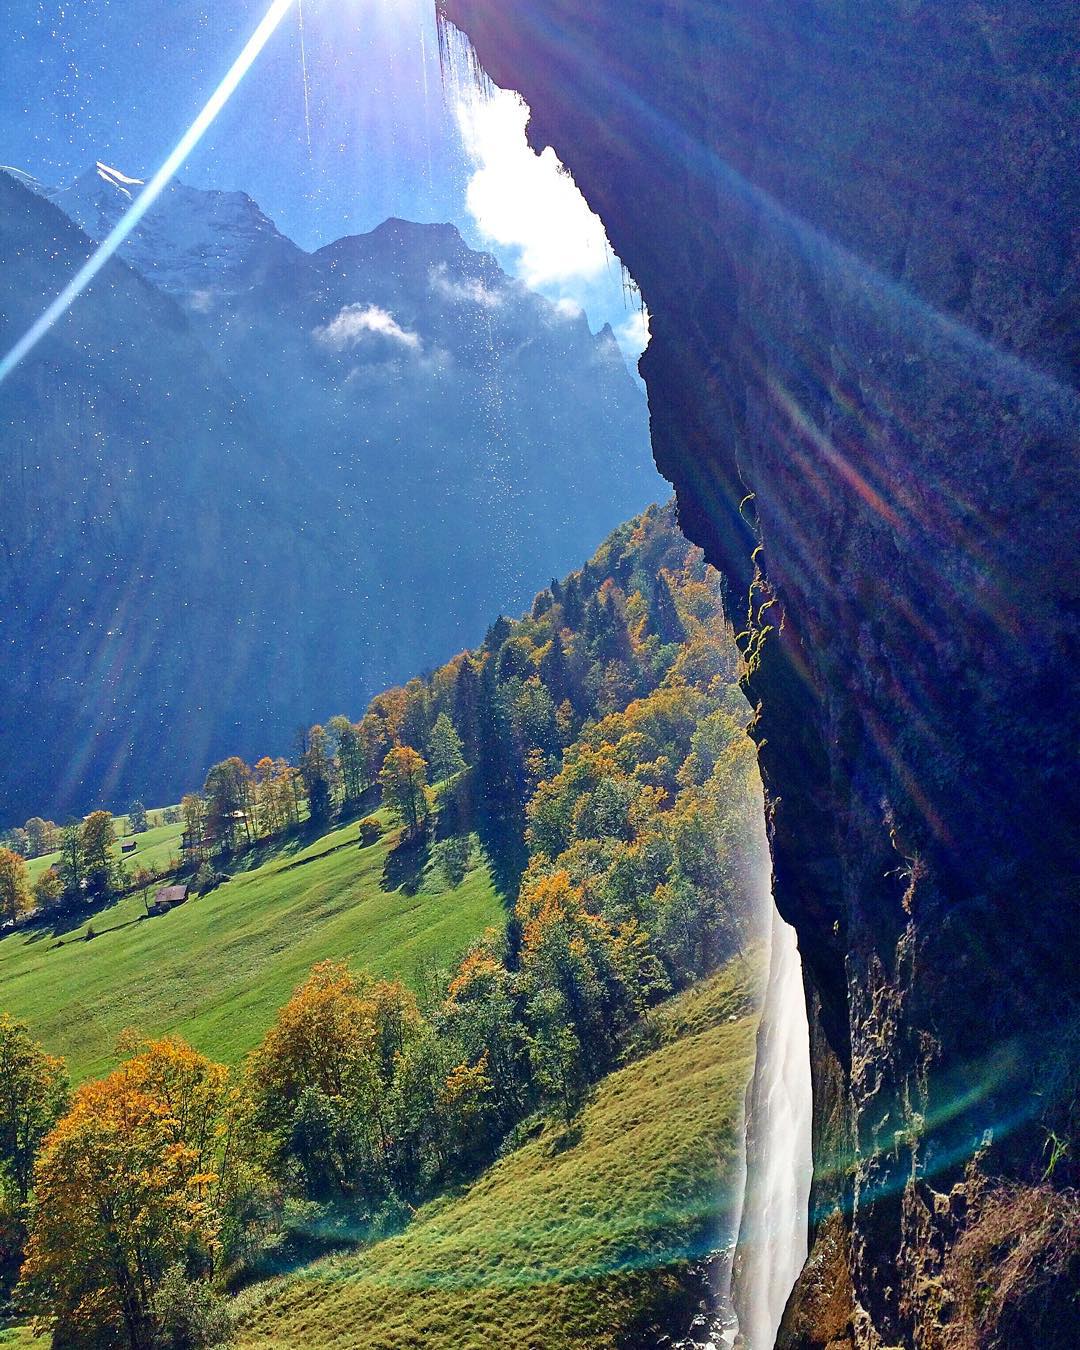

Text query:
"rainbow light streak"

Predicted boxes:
[[0, 0, 297, 387]]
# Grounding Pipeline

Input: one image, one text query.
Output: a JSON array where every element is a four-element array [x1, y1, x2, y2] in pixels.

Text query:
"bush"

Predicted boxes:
[[358, 817, 383, 847], [152, 1265, 233, 1348]]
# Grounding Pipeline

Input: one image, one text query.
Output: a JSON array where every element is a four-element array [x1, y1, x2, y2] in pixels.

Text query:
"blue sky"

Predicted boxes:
[[0, 0, 648, 358]]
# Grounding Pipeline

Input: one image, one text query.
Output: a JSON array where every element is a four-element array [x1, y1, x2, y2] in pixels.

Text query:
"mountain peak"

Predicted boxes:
[[46, 166, 296, 297], [92, 161, 144, 196]]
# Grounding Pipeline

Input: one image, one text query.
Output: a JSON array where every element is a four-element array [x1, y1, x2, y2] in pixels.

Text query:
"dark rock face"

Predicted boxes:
[[437, 1, 1079, 1344]]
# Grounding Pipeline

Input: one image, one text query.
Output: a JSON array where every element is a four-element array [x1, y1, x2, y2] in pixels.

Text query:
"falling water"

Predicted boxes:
[[731, 904, 814, 1349]]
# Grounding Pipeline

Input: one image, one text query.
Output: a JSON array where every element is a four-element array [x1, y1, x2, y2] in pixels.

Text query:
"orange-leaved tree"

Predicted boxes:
[[19, 1036, 234, 1350], [379, 746, 431, 839]]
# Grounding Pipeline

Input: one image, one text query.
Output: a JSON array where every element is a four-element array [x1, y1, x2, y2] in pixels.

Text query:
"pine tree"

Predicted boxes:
[[429, 713, 466, 783]]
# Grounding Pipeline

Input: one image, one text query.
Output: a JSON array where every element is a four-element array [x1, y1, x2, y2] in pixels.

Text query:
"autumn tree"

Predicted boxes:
[[0, 849, 30, 924], [32, 868, 63, 912], [0, 1014, 68, 1205], [245, 962, 415, 1201], [23, 818, 55, 859], [379, 747, 431, 839], [428, 712, 465, 783], [19, 1037, 233, 1350]]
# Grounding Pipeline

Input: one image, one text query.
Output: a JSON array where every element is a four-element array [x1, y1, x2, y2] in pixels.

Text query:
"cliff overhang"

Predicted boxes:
[[436, 2, 1080, 1344]]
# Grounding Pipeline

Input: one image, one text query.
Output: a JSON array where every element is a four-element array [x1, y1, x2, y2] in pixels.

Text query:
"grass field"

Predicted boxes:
[[233, 958, 759, 1350], [0, 815, 504, 1083], [25, 810, 185, 885]]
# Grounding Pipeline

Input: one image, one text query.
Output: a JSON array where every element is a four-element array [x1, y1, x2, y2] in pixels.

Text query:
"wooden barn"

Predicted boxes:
[[150, 884, 189, 916]]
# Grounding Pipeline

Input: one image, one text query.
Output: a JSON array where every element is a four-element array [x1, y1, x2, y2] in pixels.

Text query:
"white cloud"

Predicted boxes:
[[616, 306, 651, 358], [455, 89, 613, 292], [429, 264, 505, 309], [552, 297, 585, 321], [314, 303, 421, 352]]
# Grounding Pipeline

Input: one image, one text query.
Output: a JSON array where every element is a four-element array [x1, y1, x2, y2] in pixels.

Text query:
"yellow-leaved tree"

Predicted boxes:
[[0, 848, 30, 924], [244, 960, 418, 1203], [19, 1036, 233, 1350]]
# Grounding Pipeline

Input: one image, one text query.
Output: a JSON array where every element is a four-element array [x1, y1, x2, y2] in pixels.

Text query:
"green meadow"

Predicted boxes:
[[234, 959, 758, 1350], [0, 815, 503, 1083], [25, 811, 185, 886]]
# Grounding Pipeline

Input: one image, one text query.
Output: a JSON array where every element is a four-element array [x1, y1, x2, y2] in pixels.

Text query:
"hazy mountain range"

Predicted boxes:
[[0, 164, 659, 822]]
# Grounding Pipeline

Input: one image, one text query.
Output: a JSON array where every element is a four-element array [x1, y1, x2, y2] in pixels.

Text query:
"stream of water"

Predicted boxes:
[[731, 904, 814, 1349]]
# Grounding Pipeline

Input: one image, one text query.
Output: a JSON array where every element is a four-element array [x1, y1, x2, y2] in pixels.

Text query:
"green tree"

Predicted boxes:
[[0, 849, 31, 924], [203, 758, 253, 851], [329, 716, 364, 805], [2, 828, 28, 859], [80, 811, 117, 898], [379, 747, 431, 839], [128, 800, 149, 834], [57, 822, 83, 899], [299, 725, 334, 826], [181, 792, 208, 862], [0, 1013, 69, 1204], [428, 712, 466, 783]]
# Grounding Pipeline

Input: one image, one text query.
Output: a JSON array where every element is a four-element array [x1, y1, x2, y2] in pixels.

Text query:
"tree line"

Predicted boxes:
[[0, 503, 766, 1347]]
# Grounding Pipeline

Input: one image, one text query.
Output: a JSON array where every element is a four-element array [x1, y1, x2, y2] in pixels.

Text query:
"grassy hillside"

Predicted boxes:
[[233, 959, 758, 1350], [0, 814, 503, 1083], [24, 811, 185, 885]]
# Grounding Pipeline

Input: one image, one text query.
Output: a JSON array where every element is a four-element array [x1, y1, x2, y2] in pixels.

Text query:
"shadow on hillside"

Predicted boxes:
[[475, 806, 528, 909], [436, 770, 526, 907], [18, 890, 130, 941], [382, 832, 430, 896]]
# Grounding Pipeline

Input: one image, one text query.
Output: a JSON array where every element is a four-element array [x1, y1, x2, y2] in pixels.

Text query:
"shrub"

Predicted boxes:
[[152, 1265, 234, 1348], [358, 817, 383, 847]]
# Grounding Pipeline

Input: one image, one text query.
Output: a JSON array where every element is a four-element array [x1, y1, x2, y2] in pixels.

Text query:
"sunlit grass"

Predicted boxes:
[[0, 815, 503, 1083], [233, 961, 758, 1350]]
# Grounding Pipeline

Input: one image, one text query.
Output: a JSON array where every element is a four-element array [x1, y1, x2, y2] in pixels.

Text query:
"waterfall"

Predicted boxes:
[[730, 904, 814, 1349]]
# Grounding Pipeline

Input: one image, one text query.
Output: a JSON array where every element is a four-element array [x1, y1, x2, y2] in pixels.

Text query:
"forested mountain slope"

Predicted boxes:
[[0, 503, 771, 1348]]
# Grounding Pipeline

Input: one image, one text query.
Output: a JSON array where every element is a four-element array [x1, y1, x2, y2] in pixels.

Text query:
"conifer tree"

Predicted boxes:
[[429, 713, 466, 783]]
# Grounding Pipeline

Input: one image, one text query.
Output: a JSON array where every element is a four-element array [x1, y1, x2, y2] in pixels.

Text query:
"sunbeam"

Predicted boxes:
[[0, 0, 297, 387]]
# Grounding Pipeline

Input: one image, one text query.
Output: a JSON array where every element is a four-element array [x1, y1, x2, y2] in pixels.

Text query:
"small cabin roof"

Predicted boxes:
[[155, 884, 189, 906]]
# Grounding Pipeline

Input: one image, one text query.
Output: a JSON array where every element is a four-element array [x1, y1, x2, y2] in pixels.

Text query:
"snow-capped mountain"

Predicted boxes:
[[45, 161, 301, 296], [0, 167, 660, 821]]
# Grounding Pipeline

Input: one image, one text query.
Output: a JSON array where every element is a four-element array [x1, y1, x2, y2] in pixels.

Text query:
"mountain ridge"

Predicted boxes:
[[0, 166, 659, 823]]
